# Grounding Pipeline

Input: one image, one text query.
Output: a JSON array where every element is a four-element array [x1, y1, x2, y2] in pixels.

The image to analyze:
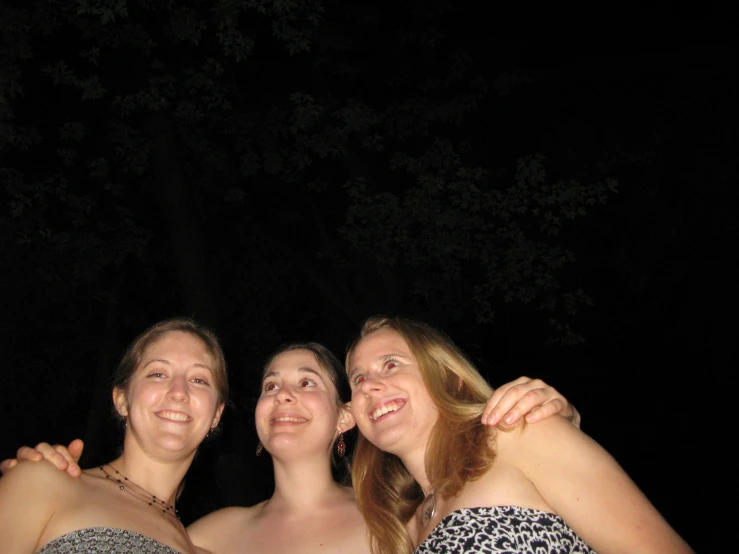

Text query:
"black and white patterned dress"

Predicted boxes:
[[414, 506, 596, 554], [37, 527, 183, 553]]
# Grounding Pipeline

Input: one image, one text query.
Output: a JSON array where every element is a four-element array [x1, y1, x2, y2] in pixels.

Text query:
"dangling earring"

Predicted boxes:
[[117, 406, 128, 427], [206, 427, 215, 439], [256, 441, 263, 456], [336, 432, 346, 458]]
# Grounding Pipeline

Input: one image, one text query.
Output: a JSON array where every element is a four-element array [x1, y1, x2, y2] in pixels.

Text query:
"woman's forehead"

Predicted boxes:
[[141, 331, 212, 363], [353, 329, 408, 358], [265, 348, 327, 376]]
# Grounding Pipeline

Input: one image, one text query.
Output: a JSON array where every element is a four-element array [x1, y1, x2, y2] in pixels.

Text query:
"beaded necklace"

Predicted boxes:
[[100, 464, 179, 519]]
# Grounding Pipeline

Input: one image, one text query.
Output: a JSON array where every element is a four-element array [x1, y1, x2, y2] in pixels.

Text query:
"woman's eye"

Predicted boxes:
[[191, 378, 209, 385], [384, 360, 399, 370], [353, 375, 365, 385], [263, 382, 278, 392], [149, 372, 166, 378], [299, 379, 316, 388]]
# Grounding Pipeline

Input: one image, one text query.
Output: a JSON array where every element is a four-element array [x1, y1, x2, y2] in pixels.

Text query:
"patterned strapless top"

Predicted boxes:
[[414, 506, 597, 553], [37, 527, 184, 554]]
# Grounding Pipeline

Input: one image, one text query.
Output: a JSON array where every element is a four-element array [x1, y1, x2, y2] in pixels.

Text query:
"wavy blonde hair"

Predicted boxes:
[[346, 315, 499, 554]]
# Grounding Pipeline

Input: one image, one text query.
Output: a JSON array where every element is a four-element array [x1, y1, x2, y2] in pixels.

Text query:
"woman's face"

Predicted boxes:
[[347, 329, 438, 459], [256, 349, 348, 459], [114, 331, 224, 458]]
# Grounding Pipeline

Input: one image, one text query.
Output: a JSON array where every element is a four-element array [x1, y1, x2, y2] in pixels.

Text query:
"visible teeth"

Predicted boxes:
[[272, 417, 305, 423], [158, 411, 191, 422], [371, 403, 400, 420]]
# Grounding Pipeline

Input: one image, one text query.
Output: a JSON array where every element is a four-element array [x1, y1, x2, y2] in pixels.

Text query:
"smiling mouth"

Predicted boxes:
[[271, 416, 308, 424], [370, 400, 404, 421], [157, 410, 192, 422]]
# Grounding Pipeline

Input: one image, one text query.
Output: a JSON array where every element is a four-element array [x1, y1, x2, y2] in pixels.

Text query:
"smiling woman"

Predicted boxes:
[[346, 315, 695, 554], [0, 317, 227, 554], [111, 326, 227, 460], [186, 339, 582, 554], [256, 344, 352, 462], [186, 342, 369, 554], [3, 334, 585, 554]]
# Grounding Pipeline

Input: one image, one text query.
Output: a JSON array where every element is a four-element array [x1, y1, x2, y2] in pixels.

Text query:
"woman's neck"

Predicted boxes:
[[399, 447, 432, 495], [268, 456, 347, 512]]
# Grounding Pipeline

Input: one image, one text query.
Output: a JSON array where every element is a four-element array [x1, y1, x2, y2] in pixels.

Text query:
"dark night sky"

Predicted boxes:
[[1, 4, 734, 552]]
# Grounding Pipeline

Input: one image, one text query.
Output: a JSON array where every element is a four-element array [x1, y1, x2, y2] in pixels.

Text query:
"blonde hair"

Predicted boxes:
[[346, 316, 498, 554]]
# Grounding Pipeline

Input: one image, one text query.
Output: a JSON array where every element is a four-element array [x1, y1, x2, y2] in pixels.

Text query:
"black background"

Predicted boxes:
[[1, 3, 734, 551]]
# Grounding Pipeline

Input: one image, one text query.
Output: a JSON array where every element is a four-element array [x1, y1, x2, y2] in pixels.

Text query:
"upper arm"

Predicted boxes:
[[507, 416, 693, 554], [0, 460, 62, 552]]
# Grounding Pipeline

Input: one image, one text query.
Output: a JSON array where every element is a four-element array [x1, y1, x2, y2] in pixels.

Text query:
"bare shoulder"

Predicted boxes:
[[188, 503, 264, 529], [0, 459, 78, 551], [491, 414, 614, 490], [187, 503, 265, 544], [0, 458, 76, 498], [494, 414, 587, 455], [494, 406, 694, 553]]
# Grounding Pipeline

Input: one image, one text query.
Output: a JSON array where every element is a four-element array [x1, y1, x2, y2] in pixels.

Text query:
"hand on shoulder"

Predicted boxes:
[[1, 457, 79, 490], [493, 412, 580, 451]]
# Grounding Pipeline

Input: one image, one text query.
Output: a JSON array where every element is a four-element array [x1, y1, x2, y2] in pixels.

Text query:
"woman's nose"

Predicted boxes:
[[167, 376, 190, 401], [275, 385, 297, 403], [360, 373, 383, 394]]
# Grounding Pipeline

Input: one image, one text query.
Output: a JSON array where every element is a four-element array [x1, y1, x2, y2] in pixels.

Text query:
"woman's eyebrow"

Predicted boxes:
[[297, 366, 322, 377], [142, 358, 213, 371], [348, 353, 408, 377], [263, 366, 323, 380], [142, 358, 172, 368], [380, 352, 407, 360]]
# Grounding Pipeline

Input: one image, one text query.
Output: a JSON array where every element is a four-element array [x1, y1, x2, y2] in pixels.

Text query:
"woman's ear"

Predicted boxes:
[[338, 403, 356, 433], [211, 403, 225, 429], [112, 387, 128, 418]]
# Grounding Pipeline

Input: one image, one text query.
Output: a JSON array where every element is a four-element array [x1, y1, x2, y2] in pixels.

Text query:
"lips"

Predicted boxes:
[[369, 399, 406, 421], [156, 410, 192, 422]]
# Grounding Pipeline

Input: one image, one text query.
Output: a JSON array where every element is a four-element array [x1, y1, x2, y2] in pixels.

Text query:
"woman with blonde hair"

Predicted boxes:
[[346, 315, 694, 554]]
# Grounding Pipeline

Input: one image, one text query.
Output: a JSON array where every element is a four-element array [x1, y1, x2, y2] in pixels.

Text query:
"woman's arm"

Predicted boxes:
[[507, 416, 693, 554]]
